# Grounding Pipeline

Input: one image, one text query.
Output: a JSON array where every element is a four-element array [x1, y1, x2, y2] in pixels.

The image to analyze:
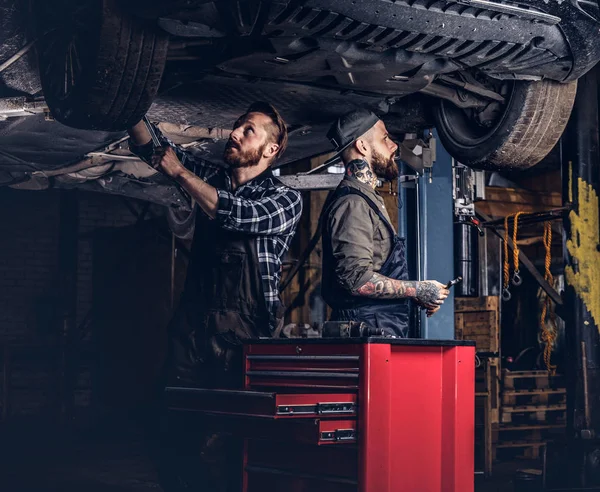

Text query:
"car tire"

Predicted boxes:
[[166, 205, 196, 240], [433, 79, 577, 170], [34, 0, 169, 131]]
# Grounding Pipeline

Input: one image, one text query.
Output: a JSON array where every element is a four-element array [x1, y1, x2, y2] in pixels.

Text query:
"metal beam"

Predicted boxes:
[[156, 122, 231, 141], [0, 40, 36, 74], [482, 207, 570, 229], [278, 174, 343, 190], [0, 96, 48, 120], [278, 173, 420, 191]]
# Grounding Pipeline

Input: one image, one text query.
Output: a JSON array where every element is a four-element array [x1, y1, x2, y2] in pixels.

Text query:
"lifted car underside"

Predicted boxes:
[[0, 0, 599, 210], [155, 0, 600, 88]]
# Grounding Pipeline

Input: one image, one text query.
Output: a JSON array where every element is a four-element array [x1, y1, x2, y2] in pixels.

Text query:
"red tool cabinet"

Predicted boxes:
[[166, 337, 475, 492]]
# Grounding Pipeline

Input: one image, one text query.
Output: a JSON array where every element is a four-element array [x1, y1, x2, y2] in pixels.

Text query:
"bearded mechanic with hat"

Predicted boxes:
[[321, 109, 449, 337]]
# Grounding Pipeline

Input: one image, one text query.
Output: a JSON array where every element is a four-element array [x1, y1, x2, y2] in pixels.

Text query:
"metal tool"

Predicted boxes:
[[417, 277, 462, 313], [142, 115, 192, 206], [143, 115, 162, 147], [142, 115, 163, 170], [322, 321, 386, 338], [446, 276, 463, 289]]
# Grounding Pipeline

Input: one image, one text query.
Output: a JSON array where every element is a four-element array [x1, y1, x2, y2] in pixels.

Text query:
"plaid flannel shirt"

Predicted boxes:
[[130, 128, 303, 331]]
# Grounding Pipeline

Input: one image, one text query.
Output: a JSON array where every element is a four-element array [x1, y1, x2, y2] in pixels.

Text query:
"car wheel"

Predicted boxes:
[[433, 79, 577, 170], [34, 0, 169, 131], [166, 205, 196, 240]]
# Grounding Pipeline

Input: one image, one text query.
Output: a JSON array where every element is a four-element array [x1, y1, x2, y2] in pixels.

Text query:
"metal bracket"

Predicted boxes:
[[453, 162, 486, 217], [0, 97, 48, 121], [400, 135, 436, 174]]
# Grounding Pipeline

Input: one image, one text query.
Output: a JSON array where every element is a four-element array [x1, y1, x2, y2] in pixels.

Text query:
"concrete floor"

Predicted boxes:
[[476, 461, 541, 492], [0, 416, 159, 492], [0, 417, 531, 492]]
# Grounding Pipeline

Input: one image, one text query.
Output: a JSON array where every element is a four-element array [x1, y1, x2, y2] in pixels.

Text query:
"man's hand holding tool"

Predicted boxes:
[[415, 277, 461, 318]]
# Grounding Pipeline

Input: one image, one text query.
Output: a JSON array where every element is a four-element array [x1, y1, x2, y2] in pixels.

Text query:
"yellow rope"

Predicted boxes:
[[503, 211, 525, 294], [503, 215, 511, 291], [503, 212, 556, 373], [512, 211, 525, 274], [540, 221, 557, 375]]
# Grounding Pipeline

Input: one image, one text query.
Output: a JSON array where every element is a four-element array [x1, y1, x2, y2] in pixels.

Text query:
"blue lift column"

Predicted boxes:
[[400, 131, 455, 340]]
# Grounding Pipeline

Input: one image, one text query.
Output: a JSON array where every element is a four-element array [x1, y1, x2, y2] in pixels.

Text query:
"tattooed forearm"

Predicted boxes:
[[355, 273, 443, 304], [355, 273, 417, 299]]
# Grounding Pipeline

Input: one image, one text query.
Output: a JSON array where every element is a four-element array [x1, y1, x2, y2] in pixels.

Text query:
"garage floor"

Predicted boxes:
[[0, 417, 532, 492], [0, 418, 159, 492]]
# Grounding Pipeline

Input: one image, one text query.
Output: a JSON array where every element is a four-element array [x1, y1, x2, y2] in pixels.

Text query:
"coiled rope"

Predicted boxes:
[[540, 222, 557, 375], [503, 211, 525, 300]]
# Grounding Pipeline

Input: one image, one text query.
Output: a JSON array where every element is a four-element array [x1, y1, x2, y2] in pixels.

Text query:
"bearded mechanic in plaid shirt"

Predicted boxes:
[[128, 102, 302, 491]]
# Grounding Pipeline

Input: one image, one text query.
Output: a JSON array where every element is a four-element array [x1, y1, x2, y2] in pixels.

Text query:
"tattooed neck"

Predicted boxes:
[[346, 159, 378, 189]]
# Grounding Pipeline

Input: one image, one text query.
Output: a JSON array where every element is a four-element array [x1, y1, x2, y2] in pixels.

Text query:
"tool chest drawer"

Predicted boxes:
[[244, 347, 361, 391], [207, 414, 356, 445], [213, 415, 356, 446], [165, 387, 357, 418], [165, 387, 357, 445]]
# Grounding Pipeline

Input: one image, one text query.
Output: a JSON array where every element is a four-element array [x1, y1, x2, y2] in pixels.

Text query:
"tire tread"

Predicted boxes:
[[492, 80, 576, 168], [37, 0, 168, 131], [434, 78, 577, 170]]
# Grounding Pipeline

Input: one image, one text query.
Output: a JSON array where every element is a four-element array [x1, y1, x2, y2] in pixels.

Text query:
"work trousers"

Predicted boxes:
[[154, 310, 244, 492]]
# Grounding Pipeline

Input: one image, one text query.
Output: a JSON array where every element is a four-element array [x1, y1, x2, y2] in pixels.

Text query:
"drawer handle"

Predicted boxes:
[[321, 429, 356, 442], [276, 402, 356, 415], [317, 402, 356, 414]]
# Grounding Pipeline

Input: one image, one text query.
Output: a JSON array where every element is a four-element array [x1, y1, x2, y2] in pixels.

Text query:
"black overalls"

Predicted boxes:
[[158, 185, 272, 492], [166, 196, 271, 388], [322, 186, 411, 338]]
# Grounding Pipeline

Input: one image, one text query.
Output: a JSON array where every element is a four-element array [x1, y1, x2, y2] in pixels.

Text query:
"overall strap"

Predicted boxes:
[[329, 186, 396, 237]]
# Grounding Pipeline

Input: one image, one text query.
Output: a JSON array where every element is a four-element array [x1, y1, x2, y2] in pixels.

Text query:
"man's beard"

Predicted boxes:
[[371, 149, 399, 181], [223, 141, 266, 168]]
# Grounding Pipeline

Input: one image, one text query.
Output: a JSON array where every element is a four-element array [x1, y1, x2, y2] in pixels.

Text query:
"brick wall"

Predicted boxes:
[[0, 189, 60, 343], [76, 192, 143, 332], [0, 188, 156, 417]]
